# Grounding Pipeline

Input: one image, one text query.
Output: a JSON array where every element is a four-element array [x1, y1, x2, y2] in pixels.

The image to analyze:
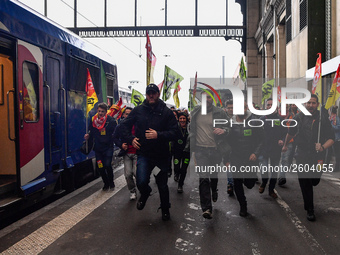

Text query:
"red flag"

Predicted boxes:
[[277, 85, 282, 104], [86, 68, 98, 116], [312, 53, 322, 105]]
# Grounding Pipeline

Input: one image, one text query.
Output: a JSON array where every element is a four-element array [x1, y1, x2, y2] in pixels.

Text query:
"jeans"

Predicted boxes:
[[259, 155, 280, 191], [123, 154, 137, 192], [95, 148, 114, 187], [279, 142, 296, 178], [195, 147, 222, 212], [136, 155, 170, 209], [174, 152, 190, 186]]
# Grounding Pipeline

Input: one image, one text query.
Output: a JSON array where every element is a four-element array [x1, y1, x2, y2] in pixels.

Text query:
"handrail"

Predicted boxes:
[[60, 87, 67, 158], [7, 89, 15, 141], [44, 83, 52, 165]]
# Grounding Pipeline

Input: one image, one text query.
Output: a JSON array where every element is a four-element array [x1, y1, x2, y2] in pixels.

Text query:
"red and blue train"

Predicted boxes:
[[0, 0, 119, 219]]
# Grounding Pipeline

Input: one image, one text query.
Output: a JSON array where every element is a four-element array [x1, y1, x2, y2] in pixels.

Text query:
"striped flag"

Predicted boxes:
[[312, 53, 322, 105], [325, 64, 340, 109], [86, 68, 98, 117], [145, 31, 153, 86]]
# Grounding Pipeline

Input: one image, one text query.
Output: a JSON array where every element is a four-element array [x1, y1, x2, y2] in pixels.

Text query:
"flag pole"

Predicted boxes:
[[86, 89, 89, 155]]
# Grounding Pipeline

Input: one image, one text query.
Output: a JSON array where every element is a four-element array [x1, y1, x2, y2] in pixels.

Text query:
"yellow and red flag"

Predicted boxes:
[[312, 53, 322, 105], [86, 68, 98, 117], [146, 31, 153, 86], [277, 85, 282, 104], [325, 64, 340, 109]]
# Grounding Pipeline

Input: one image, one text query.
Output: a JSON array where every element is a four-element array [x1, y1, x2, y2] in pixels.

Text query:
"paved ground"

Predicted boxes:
[[0, 164, 340, 255]]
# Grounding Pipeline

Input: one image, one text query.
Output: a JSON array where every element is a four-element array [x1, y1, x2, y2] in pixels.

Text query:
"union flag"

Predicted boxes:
[[86, 68, 98, 116]]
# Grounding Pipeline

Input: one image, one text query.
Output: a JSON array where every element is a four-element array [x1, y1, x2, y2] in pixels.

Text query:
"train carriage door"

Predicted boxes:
[[17, 40, 45, 188], [0, 37, 17, 190], [44, 53, 65, 172]]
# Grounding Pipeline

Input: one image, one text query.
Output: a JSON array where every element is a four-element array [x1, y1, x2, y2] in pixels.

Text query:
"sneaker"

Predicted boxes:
[[239, 205, 248, 217], [212, 190, 218, 202], [259, 184, 265, 194], [102, 185, 109, 191], [130, 191, 137, 200], [174, 174, 179, 182], [278, 178, 286, 186], [177, 185, 183, 193], [307, 209, 316, 221], [202, 209, 212, 219], [269, 190, 278, 199], [227, 184, 234, 196]]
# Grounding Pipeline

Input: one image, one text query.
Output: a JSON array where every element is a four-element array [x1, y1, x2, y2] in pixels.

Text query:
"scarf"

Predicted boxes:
[[92, 113, 107, 132]]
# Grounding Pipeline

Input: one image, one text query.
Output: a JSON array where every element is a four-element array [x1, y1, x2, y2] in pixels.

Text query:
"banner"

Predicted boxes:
[[145, 31, 153, 86], [312, 53, 322, 105], [261, 79, 275, 104], [86, 68, 98, 117], [162, 65, 184, 102], [325, 64, 340, 109], [239, 57, 247, 82], [131, 89, 145, 106]]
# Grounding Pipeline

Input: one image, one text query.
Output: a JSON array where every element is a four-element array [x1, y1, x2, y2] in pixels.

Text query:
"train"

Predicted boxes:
[[0, 0, 119, 219]]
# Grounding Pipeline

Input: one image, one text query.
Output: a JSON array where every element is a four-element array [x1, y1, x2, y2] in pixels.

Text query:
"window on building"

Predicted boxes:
[[300, 0, 307, 31], [23, 61, 39, 122], [286, 0, 292, 43]]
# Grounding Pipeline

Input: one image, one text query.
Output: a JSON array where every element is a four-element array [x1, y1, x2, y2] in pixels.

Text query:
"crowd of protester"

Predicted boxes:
[[84, 84, 339, 222]]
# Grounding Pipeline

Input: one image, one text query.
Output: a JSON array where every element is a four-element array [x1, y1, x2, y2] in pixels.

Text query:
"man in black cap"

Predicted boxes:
[[120, 84, 178, 221]]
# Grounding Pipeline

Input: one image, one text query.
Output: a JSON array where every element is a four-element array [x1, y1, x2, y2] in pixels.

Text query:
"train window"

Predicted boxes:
[[23, 61, 39, 122], [107, 76, 114, 106], [68, 57, 101, 95]]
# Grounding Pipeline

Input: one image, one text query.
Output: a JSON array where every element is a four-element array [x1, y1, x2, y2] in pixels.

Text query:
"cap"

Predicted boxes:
[[146, 84, 160, 94]]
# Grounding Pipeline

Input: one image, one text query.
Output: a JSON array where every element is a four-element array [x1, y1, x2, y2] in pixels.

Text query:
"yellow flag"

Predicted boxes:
[[325, 64, 340, 109]]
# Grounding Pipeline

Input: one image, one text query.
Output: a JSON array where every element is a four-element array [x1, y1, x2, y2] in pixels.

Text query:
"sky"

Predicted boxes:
[[18, 0, 244, 108]]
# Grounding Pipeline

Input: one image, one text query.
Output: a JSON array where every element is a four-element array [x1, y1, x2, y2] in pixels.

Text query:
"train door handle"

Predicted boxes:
[[7, 89, 15, 141]]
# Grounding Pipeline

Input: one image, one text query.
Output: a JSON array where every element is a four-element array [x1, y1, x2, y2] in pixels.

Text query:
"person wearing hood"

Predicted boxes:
[[120, 84, 178, 221]]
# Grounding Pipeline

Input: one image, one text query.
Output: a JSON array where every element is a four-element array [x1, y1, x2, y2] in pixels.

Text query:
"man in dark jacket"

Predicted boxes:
[[84, 103, 117, 191], [282, 94, 334, 221], [120, 84, 178, 221], [225, 100, 264, 217], [258, 98, 285, 198]]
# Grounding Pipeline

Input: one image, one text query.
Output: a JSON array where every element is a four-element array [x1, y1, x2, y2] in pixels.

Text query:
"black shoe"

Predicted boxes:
[[174, 174, 179, 182], [102, 185, 109, 191], [177, 185, 183, 193], [109, 183, 115, 190], [137, 193, 150, 210], [259, 184, 265, 194], [307, 209, 316, 221], [162, 209, 171, 221], [202, 209, 212, 219], [227, 184, 234, 196], [168, 172, 172, 177], [212, 190, 218, 202], [239, 205, 248, 217], [278, 178, 286, 186]]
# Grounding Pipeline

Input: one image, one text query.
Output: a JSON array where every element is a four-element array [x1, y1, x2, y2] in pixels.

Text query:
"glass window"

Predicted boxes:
[[23, 61, 39, 122]]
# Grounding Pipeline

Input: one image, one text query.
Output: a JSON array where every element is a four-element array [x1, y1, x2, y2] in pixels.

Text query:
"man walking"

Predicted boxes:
[[282, 94, 334, 221], [84, 103, 117, 191], [113, 107, 138, 200], [187, 92, 229, 219], [120, 84, 178, 221]]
